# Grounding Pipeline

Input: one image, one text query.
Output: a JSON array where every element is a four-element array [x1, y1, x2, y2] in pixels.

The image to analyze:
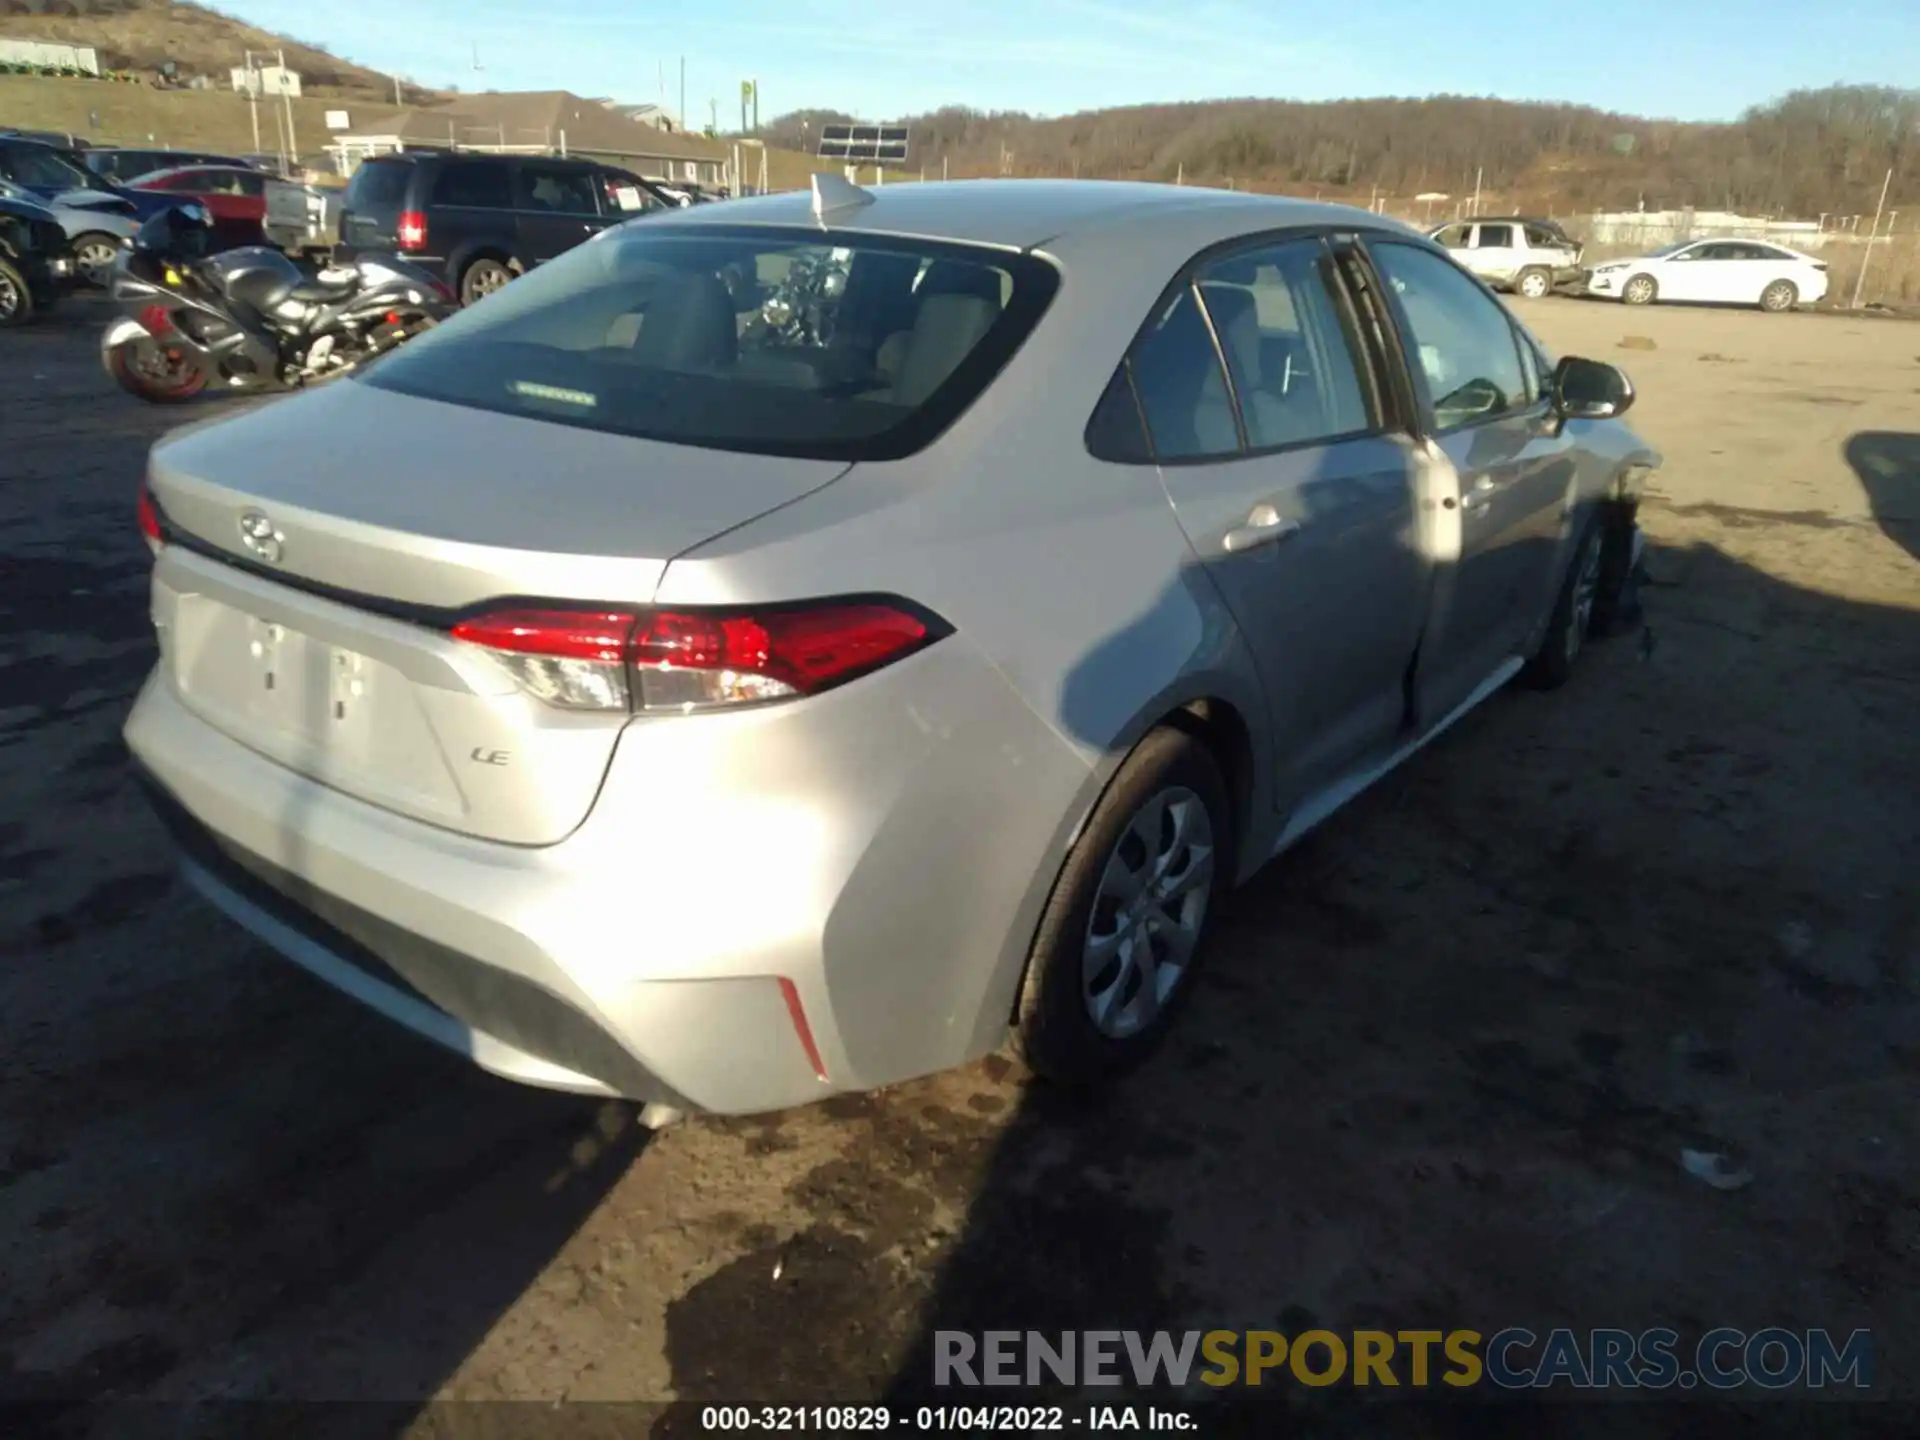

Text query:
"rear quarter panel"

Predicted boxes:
[[652, 221, 1282, 1066]]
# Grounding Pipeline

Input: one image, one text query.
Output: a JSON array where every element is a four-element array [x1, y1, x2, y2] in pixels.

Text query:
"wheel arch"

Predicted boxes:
[[449, 241, 515, 289], [995, 687, 1265, 1038]]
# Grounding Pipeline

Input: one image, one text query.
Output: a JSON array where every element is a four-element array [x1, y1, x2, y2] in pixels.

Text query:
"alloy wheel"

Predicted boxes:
[[464, 262, 510, 303], [0, 272, 19, 321], [1081, 786, 1215, 1040], [75, 239, 119, 287]]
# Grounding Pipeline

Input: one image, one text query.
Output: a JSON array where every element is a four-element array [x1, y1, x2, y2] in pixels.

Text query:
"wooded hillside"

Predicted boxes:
[[767, 86, 1920, 217]]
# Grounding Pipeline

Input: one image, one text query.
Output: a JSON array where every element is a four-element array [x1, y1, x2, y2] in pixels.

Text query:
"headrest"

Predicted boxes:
[[917, 261, 1003, 304], [631, 271, 738, 370]]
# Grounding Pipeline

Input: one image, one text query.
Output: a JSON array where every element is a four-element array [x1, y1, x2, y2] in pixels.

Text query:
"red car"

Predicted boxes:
[[128, 164, 271, 249]]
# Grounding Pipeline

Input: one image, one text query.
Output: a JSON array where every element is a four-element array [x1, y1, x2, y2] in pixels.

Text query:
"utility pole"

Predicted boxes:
[[1852, 166, 1894, 309], [679, 56, 686, 133], [709, 97, 717, 136], [243, 50, 260, 153], [277, 49, 297, 170], [1471, 164, 1483, 217], [751, 78, 760, 133], [392, 73, 402, 106]]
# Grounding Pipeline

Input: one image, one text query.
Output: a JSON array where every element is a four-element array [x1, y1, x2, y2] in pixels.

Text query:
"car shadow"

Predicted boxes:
[[1844, 431, 1920, 563], [0, 314, 649, 1433], [853, 532, 1918, 1435]]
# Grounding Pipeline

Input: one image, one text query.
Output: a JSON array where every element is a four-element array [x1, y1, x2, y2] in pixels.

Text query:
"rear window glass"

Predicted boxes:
[[360, 225, 1060, 461], [346, 160, 412, 210]]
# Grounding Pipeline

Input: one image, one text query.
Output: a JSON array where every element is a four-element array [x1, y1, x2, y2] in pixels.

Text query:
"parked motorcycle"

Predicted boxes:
[[101, 202, 455, 404], [748, 246, 852, 349]]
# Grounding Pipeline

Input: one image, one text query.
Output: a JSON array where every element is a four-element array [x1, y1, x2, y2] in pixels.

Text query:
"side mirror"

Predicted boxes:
[[1553, 355, 1634, 421]]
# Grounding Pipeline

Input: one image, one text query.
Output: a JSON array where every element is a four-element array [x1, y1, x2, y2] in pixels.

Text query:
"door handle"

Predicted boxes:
[[1461, 474, 1499, 513], [1223, 504, 1301, 554]]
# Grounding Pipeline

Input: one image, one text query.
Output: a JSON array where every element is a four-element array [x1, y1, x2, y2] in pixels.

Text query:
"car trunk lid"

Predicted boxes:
[[146, 379, 850, 845]]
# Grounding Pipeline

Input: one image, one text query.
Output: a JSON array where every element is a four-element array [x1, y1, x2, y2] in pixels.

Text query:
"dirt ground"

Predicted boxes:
[[1, 294, 1916, 1437]]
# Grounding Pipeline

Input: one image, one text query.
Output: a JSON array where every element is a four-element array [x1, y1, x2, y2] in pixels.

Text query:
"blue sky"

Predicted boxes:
[[231, 0, 1917, 124]]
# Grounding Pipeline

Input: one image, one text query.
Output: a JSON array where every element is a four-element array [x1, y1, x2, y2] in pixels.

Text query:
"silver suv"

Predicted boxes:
[[1429, 216, 1583, 299]]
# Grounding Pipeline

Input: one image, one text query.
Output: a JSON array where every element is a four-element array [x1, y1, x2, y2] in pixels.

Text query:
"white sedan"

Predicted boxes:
[[1585, 238, 1829, 311]]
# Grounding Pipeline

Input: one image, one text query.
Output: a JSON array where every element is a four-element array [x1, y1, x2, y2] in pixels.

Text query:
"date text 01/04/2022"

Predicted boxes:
[[698, 1405, 1199, 1431]]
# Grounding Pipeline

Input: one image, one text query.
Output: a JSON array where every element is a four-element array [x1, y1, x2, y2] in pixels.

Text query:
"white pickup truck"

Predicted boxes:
[[1428, 216, 1585, 299], [263, 177, 340, 257]]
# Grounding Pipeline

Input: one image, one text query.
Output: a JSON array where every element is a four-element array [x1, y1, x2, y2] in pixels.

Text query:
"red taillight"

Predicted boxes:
[[632, 604, 931, 698], [137, 484, 164, 551], [396, 210, 427, 250], [447, 599, 941, 713], [450, 609, 637, 661]]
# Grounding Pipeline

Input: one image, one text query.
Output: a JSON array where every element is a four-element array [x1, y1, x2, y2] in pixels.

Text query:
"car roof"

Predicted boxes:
[[638, 178, 1421, 252], [136, 164, 253, 180], [367, 150, 595, 168]]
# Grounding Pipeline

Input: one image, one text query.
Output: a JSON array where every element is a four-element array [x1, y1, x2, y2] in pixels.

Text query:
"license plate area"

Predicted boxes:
[[170, 596, 458, 814]]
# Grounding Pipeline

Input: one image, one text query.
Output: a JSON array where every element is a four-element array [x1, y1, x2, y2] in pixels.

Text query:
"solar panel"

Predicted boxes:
[[816, 124, 910, 165]]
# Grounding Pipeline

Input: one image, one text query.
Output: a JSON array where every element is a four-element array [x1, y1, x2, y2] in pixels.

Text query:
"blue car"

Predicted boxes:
[[0, 137, 181, 222]]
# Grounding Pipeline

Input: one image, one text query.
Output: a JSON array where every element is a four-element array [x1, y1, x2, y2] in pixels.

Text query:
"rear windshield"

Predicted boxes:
[[361, 224, 1060, 461], [345, 160, 412, 210]]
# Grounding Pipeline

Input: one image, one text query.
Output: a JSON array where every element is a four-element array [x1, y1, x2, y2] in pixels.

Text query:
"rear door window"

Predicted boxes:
[[431, 160, 513, 209], [1473, 223, 1515, 249], [361, 225, 1059, 461], [1193, 238, 1376, 452], [1126, 286, 1238, 461], [515, 164, 601, 215]]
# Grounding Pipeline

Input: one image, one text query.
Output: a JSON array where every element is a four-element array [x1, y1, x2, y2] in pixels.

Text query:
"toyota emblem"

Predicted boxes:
[[237, 508, 284, 565]]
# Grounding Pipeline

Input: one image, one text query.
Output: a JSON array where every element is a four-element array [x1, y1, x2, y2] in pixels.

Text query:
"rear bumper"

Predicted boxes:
[[137, 764, 668, 1100], [124, 625, 1092, 1114]]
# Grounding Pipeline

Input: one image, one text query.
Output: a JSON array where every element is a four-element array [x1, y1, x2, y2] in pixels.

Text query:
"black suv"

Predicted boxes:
[[0, 189, 75, 326], [337, 152, 677, 304]]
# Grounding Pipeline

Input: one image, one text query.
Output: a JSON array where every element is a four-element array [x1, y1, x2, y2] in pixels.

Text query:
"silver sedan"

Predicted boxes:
[[124, 177, 1658, 1119]]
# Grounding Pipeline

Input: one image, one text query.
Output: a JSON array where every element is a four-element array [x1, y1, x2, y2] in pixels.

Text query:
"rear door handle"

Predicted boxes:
[[1223, 504, 1301, 554], [1460, 474, 1499, 513]]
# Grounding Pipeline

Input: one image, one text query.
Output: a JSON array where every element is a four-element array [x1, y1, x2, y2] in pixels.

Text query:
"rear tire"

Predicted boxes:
[[1621, 274, 1658, 306], [1016, 726, 1234, 1088], [0, 258, 35, 327], [1515, 267, 1552, 300], [459, 256, 512, 306], [1760, 279, 1798, 313], [1522, 513, 1605, 691]]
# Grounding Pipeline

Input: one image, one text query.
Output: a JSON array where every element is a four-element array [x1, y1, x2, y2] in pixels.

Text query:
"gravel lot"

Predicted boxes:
[[2, 293, 1917, 1436]]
